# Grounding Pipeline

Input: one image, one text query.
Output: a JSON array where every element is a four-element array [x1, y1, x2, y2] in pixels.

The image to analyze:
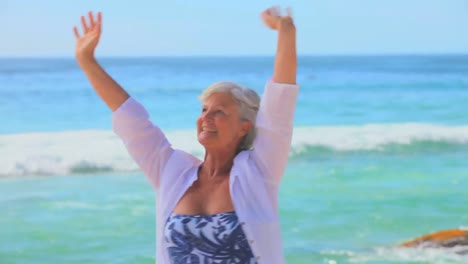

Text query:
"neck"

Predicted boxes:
[[200, 147, 237, 180]]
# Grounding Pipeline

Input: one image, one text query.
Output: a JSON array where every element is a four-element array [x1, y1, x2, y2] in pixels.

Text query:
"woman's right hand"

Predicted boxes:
[[73, 11, 102, 63]]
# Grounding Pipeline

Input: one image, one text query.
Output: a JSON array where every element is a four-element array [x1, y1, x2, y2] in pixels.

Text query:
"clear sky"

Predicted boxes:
[[1, 0, 467, 57]]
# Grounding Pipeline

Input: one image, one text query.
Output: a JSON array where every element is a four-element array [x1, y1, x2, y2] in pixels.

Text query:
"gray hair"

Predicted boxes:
[[199, 81, 260, 152]]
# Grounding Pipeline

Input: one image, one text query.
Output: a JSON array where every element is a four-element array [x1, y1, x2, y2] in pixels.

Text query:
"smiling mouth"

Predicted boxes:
[[202, 128, 217, 132]]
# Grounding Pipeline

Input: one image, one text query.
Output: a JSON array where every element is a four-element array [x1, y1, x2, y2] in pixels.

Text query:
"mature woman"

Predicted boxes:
[[73, 6, 298, 264]]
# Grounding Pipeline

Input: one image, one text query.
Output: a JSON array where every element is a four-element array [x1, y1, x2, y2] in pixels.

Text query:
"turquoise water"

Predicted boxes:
[[1, 56, 468, 263]]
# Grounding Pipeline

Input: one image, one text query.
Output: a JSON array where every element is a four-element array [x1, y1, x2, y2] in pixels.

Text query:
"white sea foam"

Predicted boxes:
[[0, 130, 133, 177], [322, 246, 468, 263], [292, 123, 468, 152], [1, 123, 468, 177]]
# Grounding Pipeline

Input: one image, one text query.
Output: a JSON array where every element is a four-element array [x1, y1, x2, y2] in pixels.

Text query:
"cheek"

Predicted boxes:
[[223, 119, 241, 135], [217, 117, 232, 129]]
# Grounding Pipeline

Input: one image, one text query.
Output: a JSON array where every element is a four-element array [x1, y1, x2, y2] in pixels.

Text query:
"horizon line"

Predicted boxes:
[[1, 52, 468, 59]]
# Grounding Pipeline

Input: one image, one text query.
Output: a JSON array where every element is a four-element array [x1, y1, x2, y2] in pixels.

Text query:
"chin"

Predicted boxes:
[[198, 136, 224, 151], [197, 135, 213, 147]]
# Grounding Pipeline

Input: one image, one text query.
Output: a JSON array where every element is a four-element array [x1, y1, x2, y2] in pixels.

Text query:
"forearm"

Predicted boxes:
[[253, 81, 299, 184], [273, 17, 297, 84], [78, 58, 129, 111]]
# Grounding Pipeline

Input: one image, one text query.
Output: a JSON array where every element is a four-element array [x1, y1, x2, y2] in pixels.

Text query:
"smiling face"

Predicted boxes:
[[197, 92, 251, 152]]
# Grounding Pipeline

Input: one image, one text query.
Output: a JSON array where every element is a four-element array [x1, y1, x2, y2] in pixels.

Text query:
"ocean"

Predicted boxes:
[[0, 55, 467, 264]]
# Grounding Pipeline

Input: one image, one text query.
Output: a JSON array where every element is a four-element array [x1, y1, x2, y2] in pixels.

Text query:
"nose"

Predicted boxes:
[[201, 109, 215, 121]]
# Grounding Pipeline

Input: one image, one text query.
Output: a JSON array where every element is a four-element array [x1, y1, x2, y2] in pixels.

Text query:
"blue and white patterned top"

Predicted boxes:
[[164, 211, 258, 263]]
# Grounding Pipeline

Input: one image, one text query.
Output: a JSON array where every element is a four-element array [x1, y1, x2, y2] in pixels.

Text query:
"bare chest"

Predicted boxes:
[[172, 175, 234, 215]]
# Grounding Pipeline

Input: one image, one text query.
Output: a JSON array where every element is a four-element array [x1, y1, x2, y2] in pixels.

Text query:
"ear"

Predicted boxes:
[[239, 120, 252, 137]]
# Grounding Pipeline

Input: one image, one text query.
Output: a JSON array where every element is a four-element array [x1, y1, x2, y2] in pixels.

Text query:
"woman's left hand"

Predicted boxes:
[[261, 6, 293, 31]]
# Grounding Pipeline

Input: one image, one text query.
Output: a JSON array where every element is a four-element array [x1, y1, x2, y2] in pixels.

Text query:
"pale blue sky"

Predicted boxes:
[[1, 0, 467, 57]]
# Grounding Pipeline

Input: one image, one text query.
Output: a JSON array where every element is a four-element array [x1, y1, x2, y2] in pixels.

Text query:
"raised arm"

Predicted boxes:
[[262, 7, 297, 84], [73, 11, 129, 111], [74, 12, 174, 189], [252, 7, 299, 185]]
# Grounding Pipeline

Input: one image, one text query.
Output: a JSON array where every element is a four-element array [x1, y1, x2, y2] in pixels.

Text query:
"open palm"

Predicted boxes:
[[73, 11, 102, 60]]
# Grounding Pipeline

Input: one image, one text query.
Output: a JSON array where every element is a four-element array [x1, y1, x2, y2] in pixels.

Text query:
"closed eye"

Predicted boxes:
[[201, 108, 227, 115]]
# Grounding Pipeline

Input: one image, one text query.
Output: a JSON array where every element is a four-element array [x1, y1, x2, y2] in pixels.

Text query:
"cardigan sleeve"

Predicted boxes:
[[111, 97, 174, 189], [251, 80, 299, 185]]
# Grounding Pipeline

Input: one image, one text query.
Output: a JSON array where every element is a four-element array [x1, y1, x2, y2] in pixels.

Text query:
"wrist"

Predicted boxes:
[[76, 54, 97, 68], [277, 17, 295, 31]]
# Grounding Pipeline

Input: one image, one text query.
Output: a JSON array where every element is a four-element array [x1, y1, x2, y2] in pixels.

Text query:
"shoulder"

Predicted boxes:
[[168, 148, 201, 164], [233, 150, 264, 178], [165, 149, 202, 172], [159, 149, 202, 189]]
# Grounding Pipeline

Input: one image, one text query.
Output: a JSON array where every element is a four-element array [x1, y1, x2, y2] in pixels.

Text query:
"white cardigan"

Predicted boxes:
[[112, 80, 299, 264]]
